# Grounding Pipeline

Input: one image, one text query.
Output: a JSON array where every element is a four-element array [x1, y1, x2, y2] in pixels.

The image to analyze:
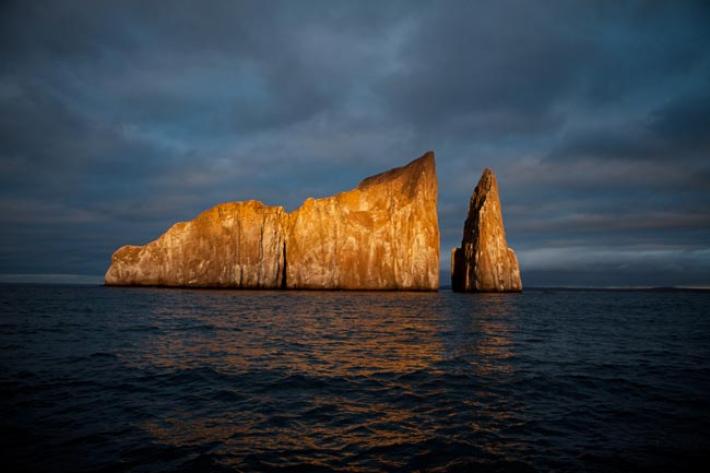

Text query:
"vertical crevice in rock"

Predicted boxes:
[[281, 241, 287, 290]]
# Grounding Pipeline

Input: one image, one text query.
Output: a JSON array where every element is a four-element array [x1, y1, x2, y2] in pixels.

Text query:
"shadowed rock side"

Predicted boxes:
[[105, 201, 286, 288], [286, 152, 439, 290], [451, 168, 522, 292], [105, 152, 440, 290]]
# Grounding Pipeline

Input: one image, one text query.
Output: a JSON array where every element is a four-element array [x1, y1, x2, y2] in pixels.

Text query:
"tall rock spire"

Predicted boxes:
[[451, 168, 522, 292]]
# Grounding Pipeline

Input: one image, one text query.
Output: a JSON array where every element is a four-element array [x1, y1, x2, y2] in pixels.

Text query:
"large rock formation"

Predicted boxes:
[[286, 152, 439, 290], [451, 168, 522, 292], [105, 152, 440, 290]]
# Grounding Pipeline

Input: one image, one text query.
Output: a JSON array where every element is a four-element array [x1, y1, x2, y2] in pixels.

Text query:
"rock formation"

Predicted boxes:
[[105, 152, 440, 290], [451, 168, 522, 292], [286, 152, 439, 290], [104, 201, 287, 288]]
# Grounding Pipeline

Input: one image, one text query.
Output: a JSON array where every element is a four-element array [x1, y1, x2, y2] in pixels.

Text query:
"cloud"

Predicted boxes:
[[548, 91, 710, 164], [0, 0, 709, 285]]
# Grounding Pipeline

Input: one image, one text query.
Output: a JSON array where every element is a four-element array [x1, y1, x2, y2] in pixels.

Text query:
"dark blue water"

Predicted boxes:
[[1, 284, 709, 472]]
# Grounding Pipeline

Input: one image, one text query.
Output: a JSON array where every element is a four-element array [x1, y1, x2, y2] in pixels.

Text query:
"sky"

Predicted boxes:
[[1, 0, 709, 287]]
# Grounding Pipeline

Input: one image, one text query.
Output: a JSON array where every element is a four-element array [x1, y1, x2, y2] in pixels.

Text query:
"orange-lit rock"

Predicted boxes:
[[286, 152, 440, 290], [105, 201, 286, 288], [451, 168, 522, 292], [105, 152, 440, 290]]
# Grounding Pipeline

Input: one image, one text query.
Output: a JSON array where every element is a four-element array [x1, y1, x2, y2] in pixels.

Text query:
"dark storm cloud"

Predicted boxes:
[[1, 0, 709, 286], [549, 91, 710, 165]]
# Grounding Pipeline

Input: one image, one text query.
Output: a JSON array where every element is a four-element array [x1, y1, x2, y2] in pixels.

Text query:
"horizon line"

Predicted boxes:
[[0, 274, 708, 291]]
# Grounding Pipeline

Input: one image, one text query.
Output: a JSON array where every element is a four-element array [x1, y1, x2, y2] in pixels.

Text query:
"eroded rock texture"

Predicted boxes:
[[105, 153, 440, 290], [451, 168, 522, 292], [105, 201, 286, 288], [286, 152, 440, 290]]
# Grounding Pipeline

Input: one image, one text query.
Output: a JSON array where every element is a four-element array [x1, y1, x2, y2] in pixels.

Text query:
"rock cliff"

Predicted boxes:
[[286, 152, 439, 290], [451, 168, 522, 292], [105, 152, 440, 290], [105, 201, 287, 288]]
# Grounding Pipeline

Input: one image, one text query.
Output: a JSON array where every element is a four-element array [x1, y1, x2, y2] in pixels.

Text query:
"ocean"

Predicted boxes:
[[1, 284, 709, 472]]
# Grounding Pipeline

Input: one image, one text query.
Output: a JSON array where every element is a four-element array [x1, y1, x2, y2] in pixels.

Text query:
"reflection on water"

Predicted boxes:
[[133, 291, 453, 458], [470, 295, 520, 377], [131, 291, 446, 376], [2, 285, 710, 472], [128, 290, 528, 467]]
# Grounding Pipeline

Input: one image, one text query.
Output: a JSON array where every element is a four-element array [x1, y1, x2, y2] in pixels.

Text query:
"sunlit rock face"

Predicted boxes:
[[451, 168, 522, 292], [105, 152, 440, 290], [286, 152, 440, 290], [105, 201, 287, 288]]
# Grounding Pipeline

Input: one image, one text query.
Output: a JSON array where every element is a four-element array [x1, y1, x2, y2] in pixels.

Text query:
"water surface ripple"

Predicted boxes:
[[1, 285, 709, 472]]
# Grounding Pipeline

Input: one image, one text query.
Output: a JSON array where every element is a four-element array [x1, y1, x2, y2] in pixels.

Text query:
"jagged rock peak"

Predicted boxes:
[[285, 151, 439, 290], [359, 151, 435, 192], [451, 168, 522, 292]]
